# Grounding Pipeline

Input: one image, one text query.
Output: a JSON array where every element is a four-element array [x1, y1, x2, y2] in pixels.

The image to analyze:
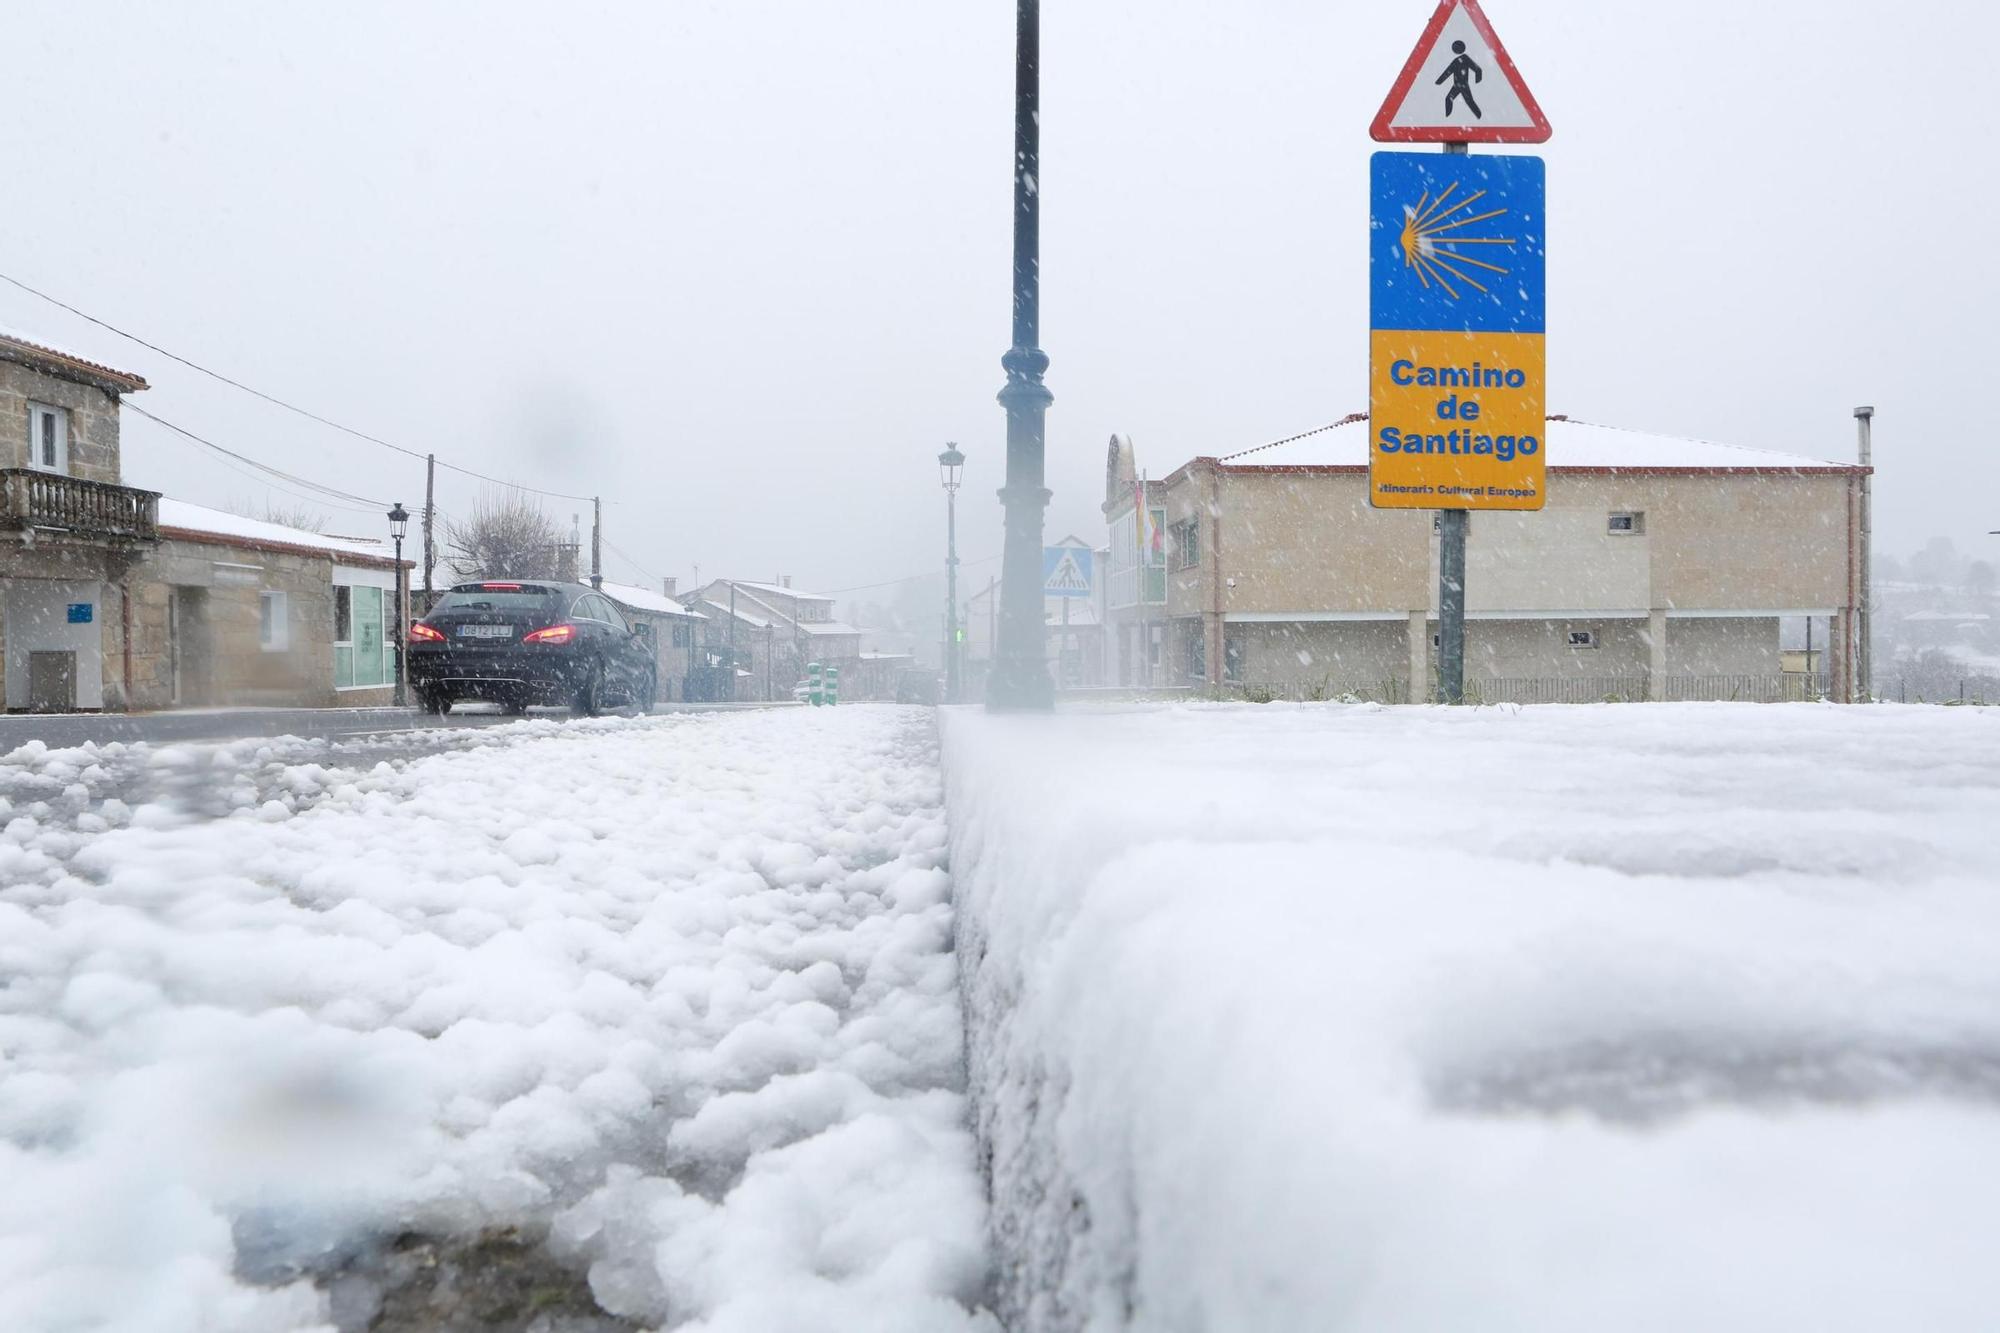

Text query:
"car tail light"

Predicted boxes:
[[409, 622, 445, 642], [522, 624, 576, 645]]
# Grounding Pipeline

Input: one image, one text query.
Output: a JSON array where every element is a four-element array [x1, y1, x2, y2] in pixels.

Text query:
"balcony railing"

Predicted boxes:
[[1, 469, 160, 541]]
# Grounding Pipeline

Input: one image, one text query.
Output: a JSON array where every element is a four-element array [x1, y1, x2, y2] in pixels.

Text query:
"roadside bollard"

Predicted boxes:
[[824, 665, 839, 707], [807, 662, 824, 707]]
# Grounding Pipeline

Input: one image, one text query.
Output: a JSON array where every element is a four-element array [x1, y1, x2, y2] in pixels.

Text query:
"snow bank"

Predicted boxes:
[[0, 709, 990, 1331], [943, 702, 2000, 1332]]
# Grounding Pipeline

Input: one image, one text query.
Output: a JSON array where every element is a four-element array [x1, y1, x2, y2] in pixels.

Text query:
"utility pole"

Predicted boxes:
[[728, 580, 738, 703], [421, 453, 436, 602], [988, 0, 1055, 711], [590, 496, 603, 590], [1855, 407, 1874, 703]]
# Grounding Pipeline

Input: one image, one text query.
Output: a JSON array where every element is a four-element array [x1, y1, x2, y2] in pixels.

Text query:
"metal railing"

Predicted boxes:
[[1889, 675, 2000, 706], [0, 469, 160, 540]]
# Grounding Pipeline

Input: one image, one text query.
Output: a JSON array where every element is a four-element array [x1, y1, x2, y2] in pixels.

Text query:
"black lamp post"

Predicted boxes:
[[388, 502, 410, 707], [988, 0, 1054, 711], [939, 445, 965, 703]]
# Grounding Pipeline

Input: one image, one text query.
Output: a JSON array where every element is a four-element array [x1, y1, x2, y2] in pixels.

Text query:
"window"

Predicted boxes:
[[1174, 519, 1201, 570], [1185, 625, 1206, 680], [26, 403, 68, 474], [1568, 629, 1599, 649], [1608, 511, 1646, 535], [1223, 630, 1244, 683], [259, 591, 289, 652], [333, 584, 392, 688], [633, 621, 657, 649], [671, 622, 691, 648]]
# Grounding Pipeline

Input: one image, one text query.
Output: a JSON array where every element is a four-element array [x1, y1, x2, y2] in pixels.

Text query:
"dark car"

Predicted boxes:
[[406, 581, 656, 716]]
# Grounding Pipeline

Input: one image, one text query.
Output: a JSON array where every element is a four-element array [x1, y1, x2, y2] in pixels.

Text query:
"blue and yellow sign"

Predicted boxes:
[[1369, 151, 1545, 510]]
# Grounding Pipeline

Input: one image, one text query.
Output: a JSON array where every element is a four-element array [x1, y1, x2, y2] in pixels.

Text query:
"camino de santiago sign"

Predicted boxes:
[[1369, 150, 1545, 511]]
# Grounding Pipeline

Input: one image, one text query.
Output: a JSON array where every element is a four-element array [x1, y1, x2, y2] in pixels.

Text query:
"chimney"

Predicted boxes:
[[781, 574, 793, 589], [661, 577, 677, 597]]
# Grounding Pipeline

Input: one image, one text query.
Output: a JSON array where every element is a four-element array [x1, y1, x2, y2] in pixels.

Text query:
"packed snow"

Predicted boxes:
[[944, 701, 2000, 1332], [0, 709, 991, 1332]]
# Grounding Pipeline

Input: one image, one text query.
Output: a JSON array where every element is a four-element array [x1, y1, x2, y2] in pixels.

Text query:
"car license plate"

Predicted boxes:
[[457, 624, 513, 640]]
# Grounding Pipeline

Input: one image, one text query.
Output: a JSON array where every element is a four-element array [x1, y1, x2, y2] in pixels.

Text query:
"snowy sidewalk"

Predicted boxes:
[[946, 701, 2000, 1333], [0, 708, 990, 1332]]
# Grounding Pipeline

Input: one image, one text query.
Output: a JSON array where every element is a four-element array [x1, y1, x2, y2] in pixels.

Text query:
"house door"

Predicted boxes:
[[28, 652, 76, 713], [169, 587, 213, 707]]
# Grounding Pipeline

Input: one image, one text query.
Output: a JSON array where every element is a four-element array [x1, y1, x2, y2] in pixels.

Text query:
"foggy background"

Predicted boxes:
[[2, 0, 1991, 604]]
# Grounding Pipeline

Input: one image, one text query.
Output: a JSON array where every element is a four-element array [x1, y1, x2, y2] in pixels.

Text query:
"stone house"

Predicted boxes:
[[598, 579, 705, 702], [0, 331, 158, 711], [1105, 417, 1871, 702], [127, 503, 408, 709]]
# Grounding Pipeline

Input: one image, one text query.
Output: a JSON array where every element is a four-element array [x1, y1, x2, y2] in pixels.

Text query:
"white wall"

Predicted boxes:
[[3, 580, 104, 710]]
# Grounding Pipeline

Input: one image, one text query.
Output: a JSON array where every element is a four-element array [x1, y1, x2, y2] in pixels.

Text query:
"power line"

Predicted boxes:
[[0, 269, 602, 504], [125, 402, 392, 509]]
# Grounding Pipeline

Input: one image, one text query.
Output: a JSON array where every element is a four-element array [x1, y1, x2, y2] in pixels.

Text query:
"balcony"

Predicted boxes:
[[1, 469, 160, 542]]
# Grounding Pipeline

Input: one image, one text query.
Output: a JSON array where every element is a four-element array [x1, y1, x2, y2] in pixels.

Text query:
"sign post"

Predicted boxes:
[[1369, 0, 1549, 704]]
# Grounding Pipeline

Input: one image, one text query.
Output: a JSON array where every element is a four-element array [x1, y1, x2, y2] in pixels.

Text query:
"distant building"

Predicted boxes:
[[1103, 418, 1871, 701], [686, 578, 865, 701], [599, 580, 705, 702]]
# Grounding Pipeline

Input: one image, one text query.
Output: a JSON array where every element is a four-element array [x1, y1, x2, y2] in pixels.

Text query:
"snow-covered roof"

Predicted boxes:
[[860, 651, 915, 662], [599, 580, 704, 620], [0, 326, 149, 393], [701, 599, 774, 630], [728, 580, 834, 603], [158, 498, 404, 567], [1904, 610, 1991, 623], [800, 620, 861, 636], [1210, 415, 1862, 473]]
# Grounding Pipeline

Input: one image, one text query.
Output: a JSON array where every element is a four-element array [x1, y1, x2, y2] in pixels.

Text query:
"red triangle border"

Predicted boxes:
[[1369, 0, 1552, 144]]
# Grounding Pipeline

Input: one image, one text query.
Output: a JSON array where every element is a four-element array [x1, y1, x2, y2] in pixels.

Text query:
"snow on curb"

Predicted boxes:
[[0, 708, 992, 1332], [943, 702, 2000, 1332]]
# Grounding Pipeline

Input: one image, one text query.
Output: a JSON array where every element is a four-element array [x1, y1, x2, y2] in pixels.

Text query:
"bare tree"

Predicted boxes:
[[227, 499, 329, 533], [444, 489, 570, 581]]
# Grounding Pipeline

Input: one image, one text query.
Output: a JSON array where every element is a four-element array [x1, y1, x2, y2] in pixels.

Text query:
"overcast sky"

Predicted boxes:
[[3, 0, 1992, 602]]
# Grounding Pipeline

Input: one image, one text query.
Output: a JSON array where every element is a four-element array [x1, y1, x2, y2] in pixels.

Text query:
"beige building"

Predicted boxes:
[[1103, 419, 1870, 702], [130, 503, 408, 709]]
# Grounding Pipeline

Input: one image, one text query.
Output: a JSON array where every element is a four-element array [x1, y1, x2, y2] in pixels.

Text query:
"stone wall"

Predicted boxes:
[[125, 537, 396, 709], [0, 361, 126, 485]]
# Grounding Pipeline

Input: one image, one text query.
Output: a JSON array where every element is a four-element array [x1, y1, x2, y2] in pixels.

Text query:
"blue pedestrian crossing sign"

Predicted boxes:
[[1042, 546, 1094, 598]]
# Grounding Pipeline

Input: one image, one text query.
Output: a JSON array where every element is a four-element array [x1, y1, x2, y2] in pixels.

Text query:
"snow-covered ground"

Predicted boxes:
[[0, 709, 990, 1332], [944, 702, 2000, 1332]]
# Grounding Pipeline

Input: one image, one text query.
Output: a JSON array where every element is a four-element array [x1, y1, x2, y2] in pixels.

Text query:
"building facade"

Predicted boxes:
[[1, 333, 158, 711], [126, 503, 408, 709], [1105, 418, 1869, 702]]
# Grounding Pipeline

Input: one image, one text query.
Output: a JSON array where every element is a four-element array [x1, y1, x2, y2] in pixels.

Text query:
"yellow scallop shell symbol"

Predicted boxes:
[[1399, 183, 1516, 299]]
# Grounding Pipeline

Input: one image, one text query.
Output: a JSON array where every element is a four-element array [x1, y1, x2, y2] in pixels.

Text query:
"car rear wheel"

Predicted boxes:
[[572, 663, 606, 717], [416, 686, 450, 716]]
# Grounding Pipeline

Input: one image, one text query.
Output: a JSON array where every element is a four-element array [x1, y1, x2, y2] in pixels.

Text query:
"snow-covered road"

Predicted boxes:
[[0, 708, 991, 1333]]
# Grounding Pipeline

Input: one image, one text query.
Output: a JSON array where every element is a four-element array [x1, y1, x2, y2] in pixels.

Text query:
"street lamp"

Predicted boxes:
[[939, 445, 965, 703], [388, 502, 410, 707], [988, 0, 1054, 711]]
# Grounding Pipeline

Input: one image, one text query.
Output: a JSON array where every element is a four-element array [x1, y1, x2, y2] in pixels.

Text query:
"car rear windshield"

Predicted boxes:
[[433, 586, 560, 613]]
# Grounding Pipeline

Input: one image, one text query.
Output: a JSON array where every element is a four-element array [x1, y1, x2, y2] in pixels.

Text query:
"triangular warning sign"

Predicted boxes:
[[1370, 0, 1551, 144]]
